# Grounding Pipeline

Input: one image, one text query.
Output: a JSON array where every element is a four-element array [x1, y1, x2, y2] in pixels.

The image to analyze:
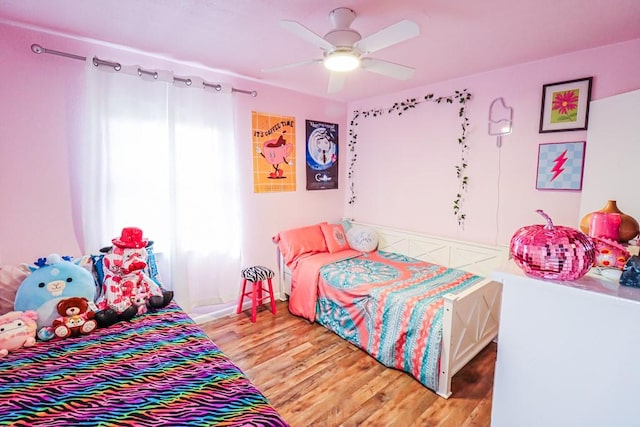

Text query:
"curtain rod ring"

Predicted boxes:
[[137, 68, 158, 79], [93, 57, 122, 71]]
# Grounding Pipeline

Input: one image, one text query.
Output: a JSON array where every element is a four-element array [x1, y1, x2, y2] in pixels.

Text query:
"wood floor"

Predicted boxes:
[[200, 300, 496, 427]]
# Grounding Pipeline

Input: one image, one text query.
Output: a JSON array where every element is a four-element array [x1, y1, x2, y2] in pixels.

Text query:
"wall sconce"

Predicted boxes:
[[488, 97, 513, 147]]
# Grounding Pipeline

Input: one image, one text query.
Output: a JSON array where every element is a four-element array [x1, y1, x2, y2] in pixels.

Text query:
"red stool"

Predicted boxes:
[[237, 266, 276, 323]]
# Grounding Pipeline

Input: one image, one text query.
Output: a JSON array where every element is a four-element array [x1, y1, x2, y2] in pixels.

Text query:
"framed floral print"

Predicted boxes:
[[539, 77, 593, 133]]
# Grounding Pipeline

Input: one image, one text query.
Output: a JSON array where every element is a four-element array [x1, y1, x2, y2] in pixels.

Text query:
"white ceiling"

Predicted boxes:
[[1, 0, 639, 103]]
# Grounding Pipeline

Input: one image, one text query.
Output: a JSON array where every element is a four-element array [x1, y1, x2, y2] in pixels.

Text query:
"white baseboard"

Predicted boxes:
[[189, 292, 286, 325]]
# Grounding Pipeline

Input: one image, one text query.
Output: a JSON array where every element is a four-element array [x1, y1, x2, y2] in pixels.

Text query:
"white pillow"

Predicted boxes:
[[347, 226, 379, 252], [0, 265, 28, 315]]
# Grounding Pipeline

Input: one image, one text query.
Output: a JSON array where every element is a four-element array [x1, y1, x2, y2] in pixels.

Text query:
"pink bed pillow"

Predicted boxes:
[[273, 223, 328, 266], [320, 223, 350, 253], [0, 264, 28, 315]]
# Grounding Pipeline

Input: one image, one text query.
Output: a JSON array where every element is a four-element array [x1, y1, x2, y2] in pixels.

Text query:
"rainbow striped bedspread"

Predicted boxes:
[[314, 250, 483, 391], [0, 302, 288, 426]]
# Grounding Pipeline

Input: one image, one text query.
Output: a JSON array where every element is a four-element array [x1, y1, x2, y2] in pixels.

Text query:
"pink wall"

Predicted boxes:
[[0, 25, 82, 263], [347, 38, 640, 247], [2, 20, 639, 267], [0, 23, 347, 268]]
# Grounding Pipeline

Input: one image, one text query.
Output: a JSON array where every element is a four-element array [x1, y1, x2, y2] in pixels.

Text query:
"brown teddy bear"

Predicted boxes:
[[52, 297, 98, 339]]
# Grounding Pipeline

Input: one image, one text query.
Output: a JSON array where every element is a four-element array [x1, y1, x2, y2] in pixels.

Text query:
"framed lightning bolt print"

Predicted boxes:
[[536, 141, 586, 190]]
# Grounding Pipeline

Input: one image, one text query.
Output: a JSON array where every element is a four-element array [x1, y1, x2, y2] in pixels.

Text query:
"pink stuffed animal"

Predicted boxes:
[[0, 311, 37, 357], [96, 227, 173, 322]]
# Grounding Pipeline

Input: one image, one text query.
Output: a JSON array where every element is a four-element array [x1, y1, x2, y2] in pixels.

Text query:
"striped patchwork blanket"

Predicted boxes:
[[314, 250, 483, 391], [0, 302, 288, 426]]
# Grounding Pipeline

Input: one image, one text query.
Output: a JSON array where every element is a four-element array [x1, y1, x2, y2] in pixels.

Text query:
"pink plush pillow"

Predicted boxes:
[[274, 223, 328, 266], [0, 265, 28, 315], [321, 223, 350, 253]]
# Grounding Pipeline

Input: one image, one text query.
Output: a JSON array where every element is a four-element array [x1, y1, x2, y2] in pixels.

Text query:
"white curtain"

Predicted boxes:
[[75, 61, 241, 313]]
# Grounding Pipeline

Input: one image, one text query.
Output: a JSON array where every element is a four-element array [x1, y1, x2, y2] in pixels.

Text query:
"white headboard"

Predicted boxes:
[[350, 220, 509, 277], [277, 220, 510, 297]]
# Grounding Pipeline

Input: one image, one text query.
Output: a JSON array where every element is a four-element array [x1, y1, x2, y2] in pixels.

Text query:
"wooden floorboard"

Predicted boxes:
[[200, 300, 496, 427]]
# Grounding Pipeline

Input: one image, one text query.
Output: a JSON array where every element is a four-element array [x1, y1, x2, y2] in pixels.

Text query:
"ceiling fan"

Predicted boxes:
[[263, 7, 420, 93]]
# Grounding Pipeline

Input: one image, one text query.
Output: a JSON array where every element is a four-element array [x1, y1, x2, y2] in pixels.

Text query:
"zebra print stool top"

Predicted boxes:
[[241, 265, 274, 282]]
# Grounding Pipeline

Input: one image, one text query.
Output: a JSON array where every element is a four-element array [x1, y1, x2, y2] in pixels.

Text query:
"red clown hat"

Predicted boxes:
[[112, 227, 149, 249]]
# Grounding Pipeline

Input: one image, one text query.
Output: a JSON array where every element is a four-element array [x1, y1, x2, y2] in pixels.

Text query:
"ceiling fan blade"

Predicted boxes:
[[327, 72, 347, 93], [280, 20, 335, 51], [361, 58, 415, 80], [262, 59, 321, 73], [355, 20, 419, 54]]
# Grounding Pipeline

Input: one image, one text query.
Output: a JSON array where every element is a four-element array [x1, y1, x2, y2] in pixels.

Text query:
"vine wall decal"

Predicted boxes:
[[347, 89, 472, 227]]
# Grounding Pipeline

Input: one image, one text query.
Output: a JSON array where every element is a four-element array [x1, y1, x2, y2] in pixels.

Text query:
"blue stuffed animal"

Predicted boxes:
[[14, 254, 98, 340]]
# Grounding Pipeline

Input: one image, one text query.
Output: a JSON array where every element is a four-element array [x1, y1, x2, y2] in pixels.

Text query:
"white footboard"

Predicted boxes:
[[344, 221, 508, 398], [437, 278, 502, 398]]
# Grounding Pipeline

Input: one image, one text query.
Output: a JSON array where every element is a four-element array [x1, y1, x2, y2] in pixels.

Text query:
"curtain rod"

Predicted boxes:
[[31, 44, 258, 97]]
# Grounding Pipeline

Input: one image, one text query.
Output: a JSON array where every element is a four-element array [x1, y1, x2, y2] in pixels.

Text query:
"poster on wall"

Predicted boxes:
[[305, 120, 338, 190], [536, 141, 586, 191], [252, 111, 296, 193]]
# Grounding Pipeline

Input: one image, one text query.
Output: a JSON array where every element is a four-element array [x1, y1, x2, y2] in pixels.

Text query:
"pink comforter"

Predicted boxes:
[[288, 250, 361, 321]]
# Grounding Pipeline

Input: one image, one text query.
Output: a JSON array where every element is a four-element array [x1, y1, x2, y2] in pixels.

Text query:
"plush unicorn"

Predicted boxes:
[[14, 254, 97, 339]]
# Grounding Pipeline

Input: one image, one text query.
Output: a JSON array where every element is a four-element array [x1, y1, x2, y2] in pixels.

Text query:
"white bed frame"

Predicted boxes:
[[277, 221, 509, 398]]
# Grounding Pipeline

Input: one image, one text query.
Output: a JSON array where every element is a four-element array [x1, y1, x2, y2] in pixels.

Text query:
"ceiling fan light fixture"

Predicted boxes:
[[323, 50, 360, 72]]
